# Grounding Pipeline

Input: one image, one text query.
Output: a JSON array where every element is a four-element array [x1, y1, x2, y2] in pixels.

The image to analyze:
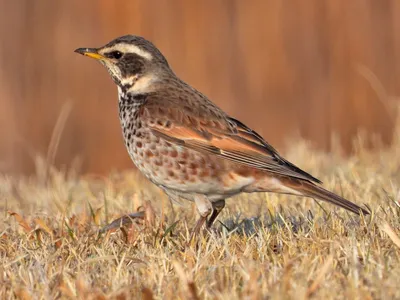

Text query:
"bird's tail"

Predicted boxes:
[[246, 175, 369, 215], [296, 180, 369, 215]]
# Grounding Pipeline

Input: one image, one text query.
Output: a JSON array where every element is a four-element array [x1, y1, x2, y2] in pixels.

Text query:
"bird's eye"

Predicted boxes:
[[106, 51, 123, 59]]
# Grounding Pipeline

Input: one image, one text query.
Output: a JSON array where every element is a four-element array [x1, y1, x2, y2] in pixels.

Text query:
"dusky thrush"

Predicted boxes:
[[75, 35, 369, 236]]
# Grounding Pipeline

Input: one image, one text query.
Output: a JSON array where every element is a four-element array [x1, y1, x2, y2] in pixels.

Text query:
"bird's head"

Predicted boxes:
[[75, 35, 171, 94]]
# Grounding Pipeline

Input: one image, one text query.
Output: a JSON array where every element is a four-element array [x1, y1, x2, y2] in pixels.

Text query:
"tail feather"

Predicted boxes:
[[299, 181, 369, 215]]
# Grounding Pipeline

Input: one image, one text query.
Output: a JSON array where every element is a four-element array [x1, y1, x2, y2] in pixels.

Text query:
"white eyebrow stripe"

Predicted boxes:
[[103, 43, 153, 60]]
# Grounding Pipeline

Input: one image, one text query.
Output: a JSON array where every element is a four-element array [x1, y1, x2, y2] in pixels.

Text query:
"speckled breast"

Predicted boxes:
[[118, 97, 255, 199]]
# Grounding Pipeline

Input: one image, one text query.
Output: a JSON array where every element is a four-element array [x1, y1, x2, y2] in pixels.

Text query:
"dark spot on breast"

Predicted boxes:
[[146, 150, 154, 158], [136, 141, 142, 148], [189, 163, 198, 169], [155, 159, 162, 166], [170, 150, 178, 157], [167, 170, 175, 178]]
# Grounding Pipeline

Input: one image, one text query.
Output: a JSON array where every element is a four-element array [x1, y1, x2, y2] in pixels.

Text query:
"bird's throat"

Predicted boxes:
[[118, 88, 148, 107]]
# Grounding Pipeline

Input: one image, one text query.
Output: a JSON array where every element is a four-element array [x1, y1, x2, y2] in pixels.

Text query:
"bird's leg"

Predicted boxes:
[[206, 199, 226, 229], [189, 195, 213, 241]]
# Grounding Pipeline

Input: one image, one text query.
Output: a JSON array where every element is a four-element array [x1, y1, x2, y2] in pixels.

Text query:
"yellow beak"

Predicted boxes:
[[74, 48, 105, 60]]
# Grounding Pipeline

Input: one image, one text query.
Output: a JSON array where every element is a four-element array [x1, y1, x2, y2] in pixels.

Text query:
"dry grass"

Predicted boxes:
[[1, 133, 400, 299]]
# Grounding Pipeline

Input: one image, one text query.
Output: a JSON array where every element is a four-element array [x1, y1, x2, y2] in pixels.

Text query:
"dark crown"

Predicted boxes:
[[103, 35, 169, 66]]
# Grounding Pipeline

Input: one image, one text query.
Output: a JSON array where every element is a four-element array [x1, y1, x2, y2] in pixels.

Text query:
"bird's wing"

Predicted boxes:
[[141, 93, 321, 184]]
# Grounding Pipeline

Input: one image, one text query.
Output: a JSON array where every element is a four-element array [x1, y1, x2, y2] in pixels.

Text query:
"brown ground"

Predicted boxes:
[[1, 132, 400, 299]]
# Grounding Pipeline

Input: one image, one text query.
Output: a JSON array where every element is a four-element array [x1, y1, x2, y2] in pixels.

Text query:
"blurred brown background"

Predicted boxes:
[[0, 0, 398, 174]]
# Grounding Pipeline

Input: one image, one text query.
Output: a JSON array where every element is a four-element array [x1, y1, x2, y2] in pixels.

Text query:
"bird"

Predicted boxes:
[[75, 35, 369, 236]]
